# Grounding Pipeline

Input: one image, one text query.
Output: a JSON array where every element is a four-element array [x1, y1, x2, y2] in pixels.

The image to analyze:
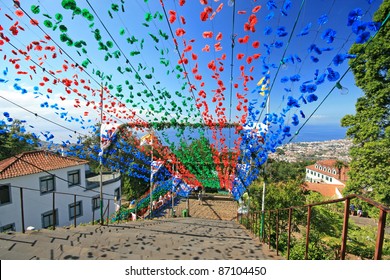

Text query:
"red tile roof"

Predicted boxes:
[[304, 182, 346, 198], [0, 150, 89, 180]]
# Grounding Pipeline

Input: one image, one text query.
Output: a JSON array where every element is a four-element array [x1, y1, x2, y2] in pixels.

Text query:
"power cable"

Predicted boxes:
[[288, 11, 390, 143]]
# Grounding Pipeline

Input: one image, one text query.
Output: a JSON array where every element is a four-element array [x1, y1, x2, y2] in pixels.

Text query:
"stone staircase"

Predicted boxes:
[[0, 194, 284, 260], [0, 217, 281, 260], [173, 195, 238, 221]]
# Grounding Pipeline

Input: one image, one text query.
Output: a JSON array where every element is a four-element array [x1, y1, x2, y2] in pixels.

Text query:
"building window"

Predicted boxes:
[[40, 175, 55, 194], [68, 170, 80, 187], [326, 176, 329, 181], [0, 223, 15, 233], [69, 201, 83, 220], [328, 168, 331, 173], [330, 178, 333, 182], [42, 209, 58, 228], [0, 184, 11, 205], [333, 169, 337, 175], [114, 188, 120, 201], [92, 196, 100, 210]]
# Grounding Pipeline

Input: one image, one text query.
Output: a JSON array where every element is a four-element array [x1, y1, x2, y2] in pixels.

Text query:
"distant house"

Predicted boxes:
[[304, 159, 349, 198], [0, 150, 121, 233]]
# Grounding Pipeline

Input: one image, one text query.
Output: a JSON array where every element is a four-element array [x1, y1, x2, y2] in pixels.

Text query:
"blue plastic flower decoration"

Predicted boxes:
[[274, 41, 283, 48], [333, 54, 347, 66], [352, 21, 367, 34], [267, 0, 277, 10], [307, 84, 317, 93], [318, 14, 328, 25], [292, 114, 299, 126], [298, 22, 312, 37], [367, 21, 381, 31], [321, 28, 337, 43], [264, 26, 273, 35], [310, 56, 319, 63], [306, 94, 318, 103], [347, 8, 363, 26], [284, 0, 292, 11], [290, 74, 301, 82], [265, 12, 274, 21], [356, 31, 371, 44], [281, 76, 289, 83], [326, 68, 340, 81], [314, 46, 322, 55], [308, 44, 316, 53], [276, 26, 288, 37], [315, 73, 327, 85], [287, 96, 300, 108]]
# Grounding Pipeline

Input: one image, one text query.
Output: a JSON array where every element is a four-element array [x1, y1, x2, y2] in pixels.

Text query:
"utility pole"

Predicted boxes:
[[172, 162, 175, 217], [149, 132, 154, 219], [260, 87, 271, 238], [99, 84, 104, 225]]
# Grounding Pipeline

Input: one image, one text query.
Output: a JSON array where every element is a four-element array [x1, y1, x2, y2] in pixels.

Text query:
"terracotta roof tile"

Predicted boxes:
[[0, 150, 89, 180], [304, 182, 345, 197]]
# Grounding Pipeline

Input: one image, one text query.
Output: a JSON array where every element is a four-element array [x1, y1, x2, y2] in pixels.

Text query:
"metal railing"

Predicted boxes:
[[238, 194, 390, 260]]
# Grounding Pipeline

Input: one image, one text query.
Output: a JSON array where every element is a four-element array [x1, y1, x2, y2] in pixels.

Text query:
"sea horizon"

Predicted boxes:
[[288, 124, 348, 143], [156, 123, 348, 148]]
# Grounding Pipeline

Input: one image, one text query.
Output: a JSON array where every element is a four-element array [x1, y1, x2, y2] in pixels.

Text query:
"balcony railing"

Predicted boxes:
[[238, 194, 390, 260]]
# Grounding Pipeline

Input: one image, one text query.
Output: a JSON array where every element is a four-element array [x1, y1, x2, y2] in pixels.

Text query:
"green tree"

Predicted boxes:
[[0, 119, 39, 161], [341, 0, 390, 206], [265, 159, 312, 183]]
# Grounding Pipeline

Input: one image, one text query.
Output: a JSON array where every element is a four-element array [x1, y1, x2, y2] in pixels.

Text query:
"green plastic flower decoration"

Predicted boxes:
[[31, 5, 40, 14], [59, 25, 67, 32], [55, 13, 63, 22], [43, 20, 53, 28], [61, 0, 77, 10]]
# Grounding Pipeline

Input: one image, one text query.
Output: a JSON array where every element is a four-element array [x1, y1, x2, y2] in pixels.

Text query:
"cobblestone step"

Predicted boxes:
[[0, 214, 283, 260]]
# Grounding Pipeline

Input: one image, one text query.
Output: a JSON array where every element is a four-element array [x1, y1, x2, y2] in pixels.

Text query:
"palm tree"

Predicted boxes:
[[334, 160, 345, 181]]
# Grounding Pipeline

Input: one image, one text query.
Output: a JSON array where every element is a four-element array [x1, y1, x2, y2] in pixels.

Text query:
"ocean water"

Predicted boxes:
[[289, 124, 348, 143], [158, 124, 348, 147]]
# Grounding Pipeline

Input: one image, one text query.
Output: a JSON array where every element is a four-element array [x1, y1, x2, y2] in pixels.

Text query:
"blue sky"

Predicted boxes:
[[0, 0, 383, 145]]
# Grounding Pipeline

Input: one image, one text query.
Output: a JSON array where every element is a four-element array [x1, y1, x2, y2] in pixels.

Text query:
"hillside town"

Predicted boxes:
[[269, 139, 353, 163]]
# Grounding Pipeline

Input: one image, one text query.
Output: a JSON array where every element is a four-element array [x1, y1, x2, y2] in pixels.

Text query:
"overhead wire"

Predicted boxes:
[[158, 1, 206, 125], [288, 11, 390, 144], [9, 0, 151, 129], [255, 0, 307, 126], [85, 0, 178, 122]]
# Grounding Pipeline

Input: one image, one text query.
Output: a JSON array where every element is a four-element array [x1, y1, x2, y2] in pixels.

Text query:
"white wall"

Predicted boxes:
[[305, 168, 344, 185], [0, 165, 121, 232]]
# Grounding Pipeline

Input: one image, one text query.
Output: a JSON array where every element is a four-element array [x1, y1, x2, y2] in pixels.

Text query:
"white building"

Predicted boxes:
[[304, 159, 349, 198], [0, 150, 121, 232]]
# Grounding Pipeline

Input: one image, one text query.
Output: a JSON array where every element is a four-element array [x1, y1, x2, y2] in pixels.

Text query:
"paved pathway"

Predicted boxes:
[[0, 217, 283, 260]]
